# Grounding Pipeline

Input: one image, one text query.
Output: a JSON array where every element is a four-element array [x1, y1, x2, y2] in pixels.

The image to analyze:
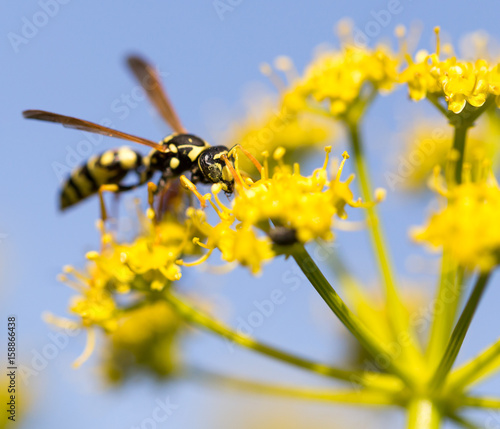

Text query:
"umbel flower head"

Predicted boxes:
[[180, 146, 380, 274], [282, 21, 399, 117], [400, 27, 500, 113], [83, 211, 202, 292], [46, 206, 200, 369], [413, 166, 500, 271]]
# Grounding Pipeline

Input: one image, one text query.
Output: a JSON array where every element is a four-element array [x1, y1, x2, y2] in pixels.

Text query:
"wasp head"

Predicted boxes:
[[197, 146, 234, 194]]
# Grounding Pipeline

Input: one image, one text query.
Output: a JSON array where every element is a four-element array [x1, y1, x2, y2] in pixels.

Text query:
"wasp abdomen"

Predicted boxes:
[[60, 147, 146, 210]]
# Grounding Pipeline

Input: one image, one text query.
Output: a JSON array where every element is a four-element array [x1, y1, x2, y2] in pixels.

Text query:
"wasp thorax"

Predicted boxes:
[[197, 146, 234, 194]]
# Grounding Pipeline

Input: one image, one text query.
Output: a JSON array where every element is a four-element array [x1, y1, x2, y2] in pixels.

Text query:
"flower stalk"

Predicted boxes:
[[407, 399, 441, 429], [164, 289, 402, 393], [346, 119, 423, 369], [430, 272, 492, 391], [291, 244, 415, 386], [448, 336, 500, 391], [188, 369, 399, 405]]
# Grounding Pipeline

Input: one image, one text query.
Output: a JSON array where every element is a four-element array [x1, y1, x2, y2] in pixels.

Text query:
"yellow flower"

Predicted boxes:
[[399, 51, 442, 101], [187, 210, 274, 275], [84, 214, 198, 292], [104, 301, 183, 383], [400, 28, 500, 113], [181, 147, 370, 274], [283, 44, 399, 116], [70, 286, 118, 331], [50, 205, 201, 368], [413, 173, 500, 271], [231, 148, 364, 242]]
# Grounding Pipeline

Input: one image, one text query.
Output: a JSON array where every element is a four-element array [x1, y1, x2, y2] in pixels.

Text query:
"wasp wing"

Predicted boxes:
[[127, 56, 187, 134], [22, 110, 167, 152]]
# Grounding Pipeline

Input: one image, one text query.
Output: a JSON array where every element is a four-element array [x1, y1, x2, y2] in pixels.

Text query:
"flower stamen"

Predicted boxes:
[[221, 155, 244, 190], [72, 327, 96, 368], [176, 248, 214, 267], [229, 144, 263, 173]]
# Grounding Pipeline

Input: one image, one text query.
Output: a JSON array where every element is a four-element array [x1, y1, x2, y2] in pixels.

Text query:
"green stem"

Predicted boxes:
[[448, 336, 500, 390], [461, 396, 500, 409], [407, 399, 441, 429], [426, 253, 462, 365], [426, 103, 483, 369], [188, 368, 397, 405], [451, 125, 469, 184], [164, 289, 402, 393], [291, 244, 414, 386], [427, 95, 448, 117], [430, 272, 492, 390], [346, 120, 423, 366]]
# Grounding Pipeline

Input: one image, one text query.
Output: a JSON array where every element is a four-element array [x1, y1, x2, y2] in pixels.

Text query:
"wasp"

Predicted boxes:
[[23, 56, 238, 211]]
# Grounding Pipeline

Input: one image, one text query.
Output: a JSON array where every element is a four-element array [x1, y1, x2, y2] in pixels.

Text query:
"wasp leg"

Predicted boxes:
[[145, 182, 158, 223], [98, 184, 120, 223], [156, 181, 179, 220], [180, 175, 207, 208]]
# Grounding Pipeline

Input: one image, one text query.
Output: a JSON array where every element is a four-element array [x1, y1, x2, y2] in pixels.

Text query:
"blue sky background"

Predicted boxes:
[[2, 1, 500, 428]]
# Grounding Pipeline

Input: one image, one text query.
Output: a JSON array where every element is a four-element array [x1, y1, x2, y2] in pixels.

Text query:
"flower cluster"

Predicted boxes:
[[181, 147, 371, 274], [283, 43, 399, 116], [85, 214, 196, 292], [104, 301, 182, 383], [50, 206, 200, 371], [413, 172, 500, 271], [400, 28, 500, 113]]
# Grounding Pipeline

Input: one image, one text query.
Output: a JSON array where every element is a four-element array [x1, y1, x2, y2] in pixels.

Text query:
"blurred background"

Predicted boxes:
[[2, 1, 500, 428]]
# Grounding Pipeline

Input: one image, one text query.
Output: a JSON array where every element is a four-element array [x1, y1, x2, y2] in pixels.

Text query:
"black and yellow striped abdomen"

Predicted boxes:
[[60, 147, 148, 210]]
